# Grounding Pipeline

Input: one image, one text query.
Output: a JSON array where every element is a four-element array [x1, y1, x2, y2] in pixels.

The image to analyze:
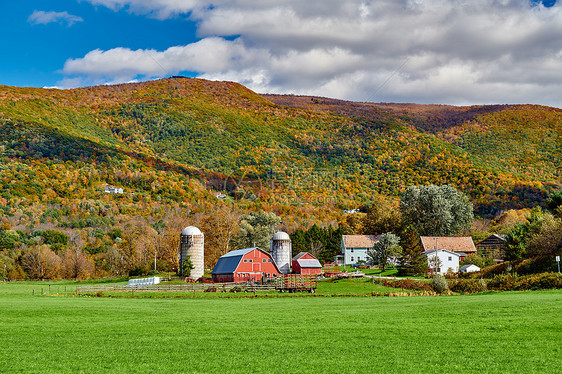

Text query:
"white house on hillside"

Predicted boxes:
[[104, 186, 123, 194], [341, 235, 379, 265], [422, 249, 460, 274]]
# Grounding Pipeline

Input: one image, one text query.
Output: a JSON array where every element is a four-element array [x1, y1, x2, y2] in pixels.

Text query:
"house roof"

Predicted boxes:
[[420, 236, 476, 254], [296, 259, 322, 268], [342, 235, 379, 249], [422, 249, 460, 257]]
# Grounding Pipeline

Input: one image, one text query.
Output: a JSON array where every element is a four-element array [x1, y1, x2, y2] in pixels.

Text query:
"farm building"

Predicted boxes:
[[420, 236, 476, 261], [292, 252, 322, 275], [211, 247, 281, 282], [341, 235, 379, 265], [423, 249, 460, 274], [476, 234, 507, 262], [460, 264, 481, 273]]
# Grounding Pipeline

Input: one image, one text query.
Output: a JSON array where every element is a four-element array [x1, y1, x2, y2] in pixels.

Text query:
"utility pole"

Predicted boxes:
[[434, 237, 439, 274]]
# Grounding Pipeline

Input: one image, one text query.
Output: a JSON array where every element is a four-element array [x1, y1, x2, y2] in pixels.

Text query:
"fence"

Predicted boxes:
[[76, 282, 278, 294]]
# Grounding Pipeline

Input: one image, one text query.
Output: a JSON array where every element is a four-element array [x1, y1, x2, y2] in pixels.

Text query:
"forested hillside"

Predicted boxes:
[[0, 77, 560, 279]]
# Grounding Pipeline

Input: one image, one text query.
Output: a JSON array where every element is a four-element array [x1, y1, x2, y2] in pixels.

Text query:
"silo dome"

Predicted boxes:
[[181, 226, 202, 236], [272, 231, 291, 241], [271, 231, 292, 275]]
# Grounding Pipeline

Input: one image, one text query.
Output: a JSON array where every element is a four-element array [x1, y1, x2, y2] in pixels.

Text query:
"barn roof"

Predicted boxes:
[[297, 258, 322, 268], [476, 234, 507, 247], [420, 236, 476, 254], [292, 252, 311, 261], [211, 248, 256, 275], [211, 247, 280, 275], [342, 235, 379, 249]]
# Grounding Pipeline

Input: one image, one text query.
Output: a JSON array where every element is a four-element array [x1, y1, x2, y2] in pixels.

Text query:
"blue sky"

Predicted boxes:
[[1, 1, 561, 107]]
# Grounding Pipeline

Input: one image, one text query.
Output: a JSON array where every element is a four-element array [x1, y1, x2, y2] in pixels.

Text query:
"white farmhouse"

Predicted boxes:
[[422, 249, 460, 274], [341, 235, 379, 265]]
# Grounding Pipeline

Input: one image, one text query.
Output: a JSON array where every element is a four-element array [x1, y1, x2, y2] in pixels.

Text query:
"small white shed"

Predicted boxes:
[[460, 264, 481, 273], [422, 249, 460, 274]]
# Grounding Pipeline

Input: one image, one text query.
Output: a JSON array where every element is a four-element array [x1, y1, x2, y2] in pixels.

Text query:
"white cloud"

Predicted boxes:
[[28, 10, 84, 26], [65, 0, 562, 106]]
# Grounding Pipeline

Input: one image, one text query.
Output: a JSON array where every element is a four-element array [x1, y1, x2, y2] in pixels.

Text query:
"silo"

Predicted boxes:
[[270, 231, 292, 274], [179, 226, 204, 280]]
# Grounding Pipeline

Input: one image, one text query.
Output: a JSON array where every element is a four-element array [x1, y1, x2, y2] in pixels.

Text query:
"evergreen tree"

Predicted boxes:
[[398, 226, 428, 276]]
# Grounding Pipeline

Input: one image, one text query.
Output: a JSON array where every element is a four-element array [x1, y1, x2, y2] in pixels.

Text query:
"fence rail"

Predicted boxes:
[[76, 282, 278, 293]]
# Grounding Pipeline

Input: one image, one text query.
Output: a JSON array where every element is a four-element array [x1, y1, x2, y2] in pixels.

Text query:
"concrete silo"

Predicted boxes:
[[180, 226, 204, 280], [270, 231, 292, 275]]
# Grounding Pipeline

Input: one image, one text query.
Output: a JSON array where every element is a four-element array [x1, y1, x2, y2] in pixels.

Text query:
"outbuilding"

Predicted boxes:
[[292, 252, 322, 275], [460, 264, 481, 273], [211, 247, 280, 282]]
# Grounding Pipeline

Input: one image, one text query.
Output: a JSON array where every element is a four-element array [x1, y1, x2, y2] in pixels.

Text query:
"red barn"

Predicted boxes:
[[211, 247, 281, 282], [292, 252, 322, 275]]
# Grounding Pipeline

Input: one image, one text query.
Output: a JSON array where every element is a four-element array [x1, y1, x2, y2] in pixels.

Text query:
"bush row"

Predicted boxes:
[[375, 278, 433, 291], [487, 272, 562, 291]]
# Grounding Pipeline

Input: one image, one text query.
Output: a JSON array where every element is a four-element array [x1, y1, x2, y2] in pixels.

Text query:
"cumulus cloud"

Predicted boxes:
[[65, 0, 562, 106], [28, 10, 84, 26]]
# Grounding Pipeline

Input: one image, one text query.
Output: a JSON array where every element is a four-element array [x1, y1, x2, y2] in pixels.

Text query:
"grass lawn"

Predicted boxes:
[[1, 281, 561, 373]]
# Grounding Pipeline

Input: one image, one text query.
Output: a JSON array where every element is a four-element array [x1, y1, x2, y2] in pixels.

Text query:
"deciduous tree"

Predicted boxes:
[[368, 232, 401, 272], [400, 185, 473, 236]]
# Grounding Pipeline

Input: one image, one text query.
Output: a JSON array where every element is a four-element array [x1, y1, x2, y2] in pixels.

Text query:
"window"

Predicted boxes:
[[262, 259, 267, 263], [448, 257, 452, 261], [243, 259, 247, 263], [351, 256, 354, 262], [268, 259, 272, 262], [351, 249, 354, 253], [357, 257, 361, 261], [249, 259, 253, 263]]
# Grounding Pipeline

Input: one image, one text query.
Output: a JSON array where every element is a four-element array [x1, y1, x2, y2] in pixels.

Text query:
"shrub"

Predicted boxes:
[[449, 278, 487, 293], [129, 265, 150, 277], [432, 274, 449, 294], [487, 274, 518, 291], [375, 278, 433, 291], [487, 273, 562, 291]]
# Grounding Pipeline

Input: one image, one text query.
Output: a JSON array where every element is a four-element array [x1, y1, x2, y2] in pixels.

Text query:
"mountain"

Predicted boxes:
[[0, 77, 560, 231]]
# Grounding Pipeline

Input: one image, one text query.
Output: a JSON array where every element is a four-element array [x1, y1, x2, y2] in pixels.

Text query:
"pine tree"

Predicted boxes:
[[398, 225, 428, 276]]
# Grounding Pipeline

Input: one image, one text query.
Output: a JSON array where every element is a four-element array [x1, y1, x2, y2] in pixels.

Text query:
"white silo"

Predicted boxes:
[[180, 226, 204, 280], [271, 231, 292, 275]]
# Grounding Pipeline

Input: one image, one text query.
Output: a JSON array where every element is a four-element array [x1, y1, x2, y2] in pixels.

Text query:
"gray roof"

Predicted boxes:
[[292, 252, 308, 261], [460, 264, 481, 271], [297, 259, 322, 268]]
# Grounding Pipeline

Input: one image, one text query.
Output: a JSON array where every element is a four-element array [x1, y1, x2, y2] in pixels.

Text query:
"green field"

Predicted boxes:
[[1, 281, 561, 373]]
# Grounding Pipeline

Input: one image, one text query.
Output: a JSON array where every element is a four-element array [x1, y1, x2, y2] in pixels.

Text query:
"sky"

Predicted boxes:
[[1, 0, 561, 106]]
